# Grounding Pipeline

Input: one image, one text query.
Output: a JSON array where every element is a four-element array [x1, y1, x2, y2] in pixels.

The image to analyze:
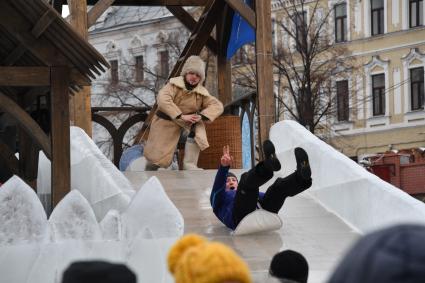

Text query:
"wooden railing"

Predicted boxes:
[[92, 91, 257, 168]]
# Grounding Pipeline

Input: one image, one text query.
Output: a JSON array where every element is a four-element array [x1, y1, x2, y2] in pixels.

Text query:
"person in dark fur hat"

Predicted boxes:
[[328, 224, 425, 283], [61, 260, 136, 283], [210, 140, 312, 230], [269, 250, 309, 283]]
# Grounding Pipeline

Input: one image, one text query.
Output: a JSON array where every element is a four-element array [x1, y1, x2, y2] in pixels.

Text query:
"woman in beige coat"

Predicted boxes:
[[144, 56, 223, 170]]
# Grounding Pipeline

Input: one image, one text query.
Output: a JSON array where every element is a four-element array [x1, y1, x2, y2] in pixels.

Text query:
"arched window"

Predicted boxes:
[[402, 48, 425, 121], [364, 56, 390, 127]]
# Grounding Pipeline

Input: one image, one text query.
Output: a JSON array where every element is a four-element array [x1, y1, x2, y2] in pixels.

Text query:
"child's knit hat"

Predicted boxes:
[[168, 234, 252, 283]]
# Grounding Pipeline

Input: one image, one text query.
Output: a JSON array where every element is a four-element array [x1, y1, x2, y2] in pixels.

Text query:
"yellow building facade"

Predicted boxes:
[[272, 0, 425, 158]]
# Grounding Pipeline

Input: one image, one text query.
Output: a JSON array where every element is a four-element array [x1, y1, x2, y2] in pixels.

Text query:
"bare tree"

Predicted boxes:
[[232, 44, 257, 96], [91, 31, 189, 158], [231, 0, 358, 135], [274, 0, 358, 134]]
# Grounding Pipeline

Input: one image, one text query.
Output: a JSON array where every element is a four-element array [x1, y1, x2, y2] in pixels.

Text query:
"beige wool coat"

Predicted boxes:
[[144, 76, 224, 168]]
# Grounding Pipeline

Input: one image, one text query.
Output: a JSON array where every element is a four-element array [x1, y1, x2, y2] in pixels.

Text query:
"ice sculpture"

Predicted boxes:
[[270, 120, 425, 233], [49, 190, 101, 241], [37, 151, 52, 213], [127, 237, 176, 283], [37, 126, 135, 221], [27, 241, 94, 283], [0, 175, 48, 245], [0, 244, 41, 283], [122, 176, 184, 239], [0, 176, 47, 283], [100, 210, 122, 240]]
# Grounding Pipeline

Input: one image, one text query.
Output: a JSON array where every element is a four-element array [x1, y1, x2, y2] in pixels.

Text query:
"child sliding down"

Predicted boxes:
[[210, 140, 312, 230]]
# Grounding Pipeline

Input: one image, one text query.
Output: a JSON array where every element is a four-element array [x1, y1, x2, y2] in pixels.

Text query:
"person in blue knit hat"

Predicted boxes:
[[210, 140, 312, 230]]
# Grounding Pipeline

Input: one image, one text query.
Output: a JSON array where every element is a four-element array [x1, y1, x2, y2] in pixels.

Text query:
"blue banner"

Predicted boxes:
[[226, 0, 255, 59]]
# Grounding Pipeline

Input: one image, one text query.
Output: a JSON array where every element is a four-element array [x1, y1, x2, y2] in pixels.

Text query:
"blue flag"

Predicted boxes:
[[226, 0, 255, 59]]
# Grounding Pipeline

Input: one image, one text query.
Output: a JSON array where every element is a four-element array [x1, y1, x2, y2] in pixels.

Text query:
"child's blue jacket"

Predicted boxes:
[[210, 165, 264, 230]]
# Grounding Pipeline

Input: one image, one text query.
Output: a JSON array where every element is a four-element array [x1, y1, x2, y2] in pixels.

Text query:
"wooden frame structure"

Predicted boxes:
[[61, 0, 275, 159], [0, 0, 108, 207], [0, 0, 273, 202]]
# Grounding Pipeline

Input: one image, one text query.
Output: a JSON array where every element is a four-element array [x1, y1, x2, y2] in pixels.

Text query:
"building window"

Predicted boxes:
[[335, 3, 347, 43], [135, 56, 144, 82], [371, 0, 384, 36], [295, 11, 307, 50], [159, 50, 169, 77], [336, 80, 349, 121], [372, 74, 385, 116], [233, 47, 251, 65], [110, 60, 118, 84], [410, 67, 424, 110], [410, 0, 423, 28]]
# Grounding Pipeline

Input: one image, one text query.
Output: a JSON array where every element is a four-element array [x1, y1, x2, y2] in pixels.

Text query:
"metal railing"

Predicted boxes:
[[92, 91, 257, 168], [91, 106, 149, 166]]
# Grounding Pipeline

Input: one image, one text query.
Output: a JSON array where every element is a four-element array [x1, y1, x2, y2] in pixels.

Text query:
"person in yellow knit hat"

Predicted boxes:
[[167, 234, 252, 283]]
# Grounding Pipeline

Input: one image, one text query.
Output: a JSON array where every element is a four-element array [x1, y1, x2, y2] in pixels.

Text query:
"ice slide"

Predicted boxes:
[[270, 120, 425, 233], [1, 121, 425, 283]]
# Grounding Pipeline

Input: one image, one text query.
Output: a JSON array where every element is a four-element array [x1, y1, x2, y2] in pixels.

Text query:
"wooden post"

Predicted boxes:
[[216, 5, 233, 105], [18, 128, 39, 190], [255, 0, 274, 157], [68, 0, 93, 137], [217, 56, 232, 104], [50, 66, 71, 207]]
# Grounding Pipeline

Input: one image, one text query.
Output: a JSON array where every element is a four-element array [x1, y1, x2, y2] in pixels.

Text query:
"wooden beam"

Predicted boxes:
[[0, 93, 52, 159], [70, 68, 92, 86], [3, 44, 27, 66], [68, 0, 93, 137], [22, 87, 50, 109], [86, 0, 208, 5], [50, 66, 71, 207], [31, 9, 56, 38], [52, 0, 63, 14], [224, 0, 256, 28], [0, 2, 98, 85], [87, 0, 115, 28], [255, 0, 274, 156], [217, 4, 233, 104], [18, 127, 39, 190], [0, 4, 70, 67], [169, 0, 224, 78], [166, 6, 217, 54], [0, 141, 19, 175], [0, 67, 50, 86]]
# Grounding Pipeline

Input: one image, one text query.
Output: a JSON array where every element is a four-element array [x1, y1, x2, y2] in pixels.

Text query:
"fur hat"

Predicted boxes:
[[180, 55, 206, 83], [62, 261, 136, 283], [167, 234, 252, 283], [269, 250, 309, 283]]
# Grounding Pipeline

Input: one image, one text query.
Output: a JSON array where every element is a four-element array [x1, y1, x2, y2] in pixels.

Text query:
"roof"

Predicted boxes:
[[0, 0, 109, 97], [89, 6, 181, 33]]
